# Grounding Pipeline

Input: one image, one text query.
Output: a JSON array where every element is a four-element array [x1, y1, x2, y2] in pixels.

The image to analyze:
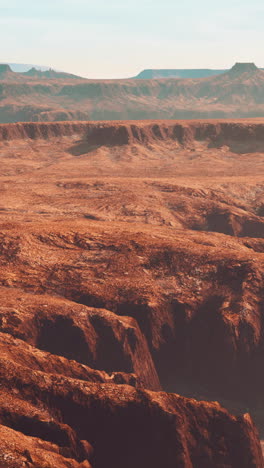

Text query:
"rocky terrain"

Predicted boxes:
[[1, 63, 264, 122], [0, 119, 264, 466]]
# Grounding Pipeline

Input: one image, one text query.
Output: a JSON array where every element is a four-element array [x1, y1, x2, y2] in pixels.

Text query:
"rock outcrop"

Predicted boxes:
[[1, 120, 264, 151], [0, 344, 263, 468], [0, 119, 264, 466], [0, 64, 13, 74]]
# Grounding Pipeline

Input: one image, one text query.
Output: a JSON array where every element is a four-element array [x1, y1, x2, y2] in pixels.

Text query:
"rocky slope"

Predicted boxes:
[[1, 344, 262, 468], [1, 63, 264, 121], [0, 120, 264, 466], [1, 119, 264, 149]]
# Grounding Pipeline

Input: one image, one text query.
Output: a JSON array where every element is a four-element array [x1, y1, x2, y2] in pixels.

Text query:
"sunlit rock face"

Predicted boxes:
[[0, 120, 264, 466]]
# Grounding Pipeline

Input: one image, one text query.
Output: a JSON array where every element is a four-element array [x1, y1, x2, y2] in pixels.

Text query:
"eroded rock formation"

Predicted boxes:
[[0, 120, 264, 466]]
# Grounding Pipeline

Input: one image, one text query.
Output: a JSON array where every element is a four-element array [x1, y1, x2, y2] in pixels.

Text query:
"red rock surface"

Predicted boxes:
[[0, 120, 263, 466], [0, 351, 262, 468], [0, 289, 160, 391]]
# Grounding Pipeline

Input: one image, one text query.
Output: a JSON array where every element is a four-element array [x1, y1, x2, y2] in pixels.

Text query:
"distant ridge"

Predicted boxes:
[[0, 63, 82, 81], [4, 62, 264, 79], [134, 69, 226, 79], [0, 62, 264, 122], [23, 67, 82, 80], [134, 65, 264, 80], [7, 63, 50, 73]]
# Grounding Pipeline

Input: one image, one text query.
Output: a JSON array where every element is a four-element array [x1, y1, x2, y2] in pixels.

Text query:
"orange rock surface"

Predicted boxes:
[[0, 120, 264, 466]]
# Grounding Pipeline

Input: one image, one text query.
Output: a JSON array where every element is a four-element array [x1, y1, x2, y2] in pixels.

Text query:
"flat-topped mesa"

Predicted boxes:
[[0, 64, 12, 73], [135, 68, 226, 79], [229, 62, 259, 75]]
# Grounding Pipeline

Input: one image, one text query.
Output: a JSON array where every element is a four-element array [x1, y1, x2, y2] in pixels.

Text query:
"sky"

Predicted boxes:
[[1, 0, 264, 78]]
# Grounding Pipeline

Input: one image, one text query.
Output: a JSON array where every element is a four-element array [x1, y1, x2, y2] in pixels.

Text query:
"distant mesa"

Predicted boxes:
[[228, 62, 259, 75], [1, 61, 264, 122], [134, 68, 226, 79], [134, 63, 262, 80], [1, 61, 262, 80], [0, 64, 12, 73]]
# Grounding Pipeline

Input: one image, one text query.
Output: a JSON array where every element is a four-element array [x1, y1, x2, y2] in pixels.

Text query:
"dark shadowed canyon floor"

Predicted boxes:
[[0, 120, 264, 467]]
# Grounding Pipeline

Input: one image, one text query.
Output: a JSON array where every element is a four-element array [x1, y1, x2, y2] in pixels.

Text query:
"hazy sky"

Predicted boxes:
[[1, 0, 263, 78]]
